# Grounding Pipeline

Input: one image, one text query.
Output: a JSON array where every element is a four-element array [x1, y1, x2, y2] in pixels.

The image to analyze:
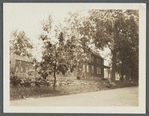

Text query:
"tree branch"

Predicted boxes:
[[108, 46, 112, 51]]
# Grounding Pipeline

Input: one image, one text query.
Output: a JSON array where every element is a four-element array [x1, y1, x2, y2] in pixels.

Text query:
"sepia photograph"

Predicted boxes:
[[3, 3, 146, 113]]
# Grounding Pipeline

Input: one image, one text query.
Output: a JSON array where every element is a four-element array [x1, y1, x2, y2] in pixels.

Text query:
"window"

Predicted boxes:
[[26, 67, 29, 73], [16, 67, 18, 72], [99, 68, 101, 74], [91, 55, 94, 62], [97, 67, 101, 74], [87, 65, 89, 72], [83, 65, 85, 72], [97, 67, 98, 74], [88, 54, 91, 61], [98, 59, 101, 64], [21, 67, 23, 72], [92, 66, 94, 73]]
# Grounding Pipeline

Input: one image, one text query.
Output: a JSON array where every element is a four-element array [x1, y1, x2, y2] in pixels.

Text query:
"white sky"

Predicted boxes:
[[4, 3, 90, 61], [4, 3, 111, 65], [4, 3, 89, 42]]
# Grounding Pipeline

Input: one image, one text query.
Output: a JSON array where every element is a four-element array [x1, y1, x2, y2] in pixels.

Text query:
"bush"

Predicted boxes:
[[23, 80, 31, 87], [77, 76, 80, 79], [35, 78, 49, 87], [10, 75, 50, 88], [19, 78, 31, 87], [10, 76, 21, 87], [35, 80, 40, 87], [101, 78, 108, 81]]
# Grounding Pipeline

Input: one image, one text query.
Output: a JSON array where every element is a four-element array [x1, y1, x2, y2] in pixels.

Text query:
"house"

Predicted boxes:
[[77, 48, 110, 79], [10, 54, 35, 78], [68, 36, 110, 79]]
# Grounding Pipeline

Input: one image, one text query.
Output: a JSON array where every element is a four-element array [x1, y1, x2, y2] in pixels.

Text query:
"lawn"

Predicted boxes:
[[10, 78, 138, 100]]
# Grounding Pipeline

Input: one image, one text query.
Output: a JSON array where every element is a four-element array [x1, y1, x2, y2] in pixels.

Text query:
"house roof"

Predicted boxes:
[[10, 54, 33, 62], [70, 36, 103, 59], [89, 48, 103, 59], [102, 65, 110, 69]]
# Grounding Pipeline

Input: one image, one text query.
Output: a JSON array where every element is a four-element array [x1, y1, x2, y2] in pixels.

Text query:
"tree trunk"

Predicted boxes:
[[34, 65, 37, 79], [77, 62, 81, 78], [111, 50, 116, 82], [131, 72, 134, 81], [126, 65, 129, 81], [53, 63, 56, 90], [120, 61, 124, 81]]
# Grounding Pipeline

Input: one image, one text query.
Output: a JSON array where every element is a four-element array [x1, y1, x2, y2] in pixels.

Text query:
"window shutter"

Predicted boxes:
[[97, 67, 98, 74], [92, 66, 94, 73], [87, 65, 89, 72], [83, 65, 85, 72]]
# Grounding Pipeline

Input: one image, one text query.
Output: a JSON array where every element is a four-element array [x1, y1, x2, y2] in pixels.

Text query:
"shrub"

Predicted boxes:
[[101, 78, 108, 81], [23, 80, 31, 87], [10, 76, 21, 87], [35, 80, 40, 87], [35, 78, 49, 87], [77, 76, 80, 79], [19, 78, 31, 87]]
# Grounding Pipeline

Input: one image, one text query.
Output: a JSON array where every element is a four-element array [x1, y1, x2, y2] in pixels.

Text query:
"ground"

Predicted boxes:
[[10, 86, 138, 106], [10, 78, 138, 100]]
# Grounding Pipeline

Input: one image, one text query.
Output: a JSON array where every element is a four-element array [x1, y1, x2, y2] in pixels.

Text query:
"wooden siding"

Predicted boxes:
[[10, 54, 34, 75], [78, 53, 104, 79]]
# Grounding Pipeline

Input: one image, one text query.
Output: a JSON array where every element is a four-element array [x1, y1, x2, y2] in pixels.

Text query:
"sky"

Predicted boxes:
[[4, 3, 89, 43], [4, 4, 72, 43], [4, 3, 111, 65], [4, 3, 89, 61]]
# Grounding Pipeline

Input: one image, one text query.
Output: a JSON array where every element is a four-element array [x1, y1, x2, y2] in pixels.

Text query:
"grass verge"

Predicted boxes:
[[10, 79, 138, 100]]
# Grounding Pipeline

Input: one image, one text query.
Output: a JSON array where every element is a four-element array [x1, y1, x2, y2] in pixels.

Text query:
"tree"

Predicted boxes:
[[10, 30, 33, 57], [39, 15, 71, 89], [63, 12, 94, 78], [79, 10, 139, 82], [39, 14, 89, 89], [64, 36, 89, 76], [39, 32, 66, 90], [114, 10, 139, 81], [32, 58, 40, 79]]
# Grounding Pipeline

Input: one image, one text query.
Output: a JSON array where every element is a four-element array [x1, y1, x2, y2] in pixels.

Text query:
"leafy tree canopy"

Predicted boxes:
[[10, 30, 33, 57]]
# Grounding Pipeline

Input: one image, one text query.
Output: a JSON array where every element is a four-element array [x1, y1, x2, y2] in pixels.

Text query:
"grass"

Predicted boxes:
[[10, 85, 53, 100], [113, 80, 138, 88], [10, 79, 138, 100], [10, 79, 105, 100]]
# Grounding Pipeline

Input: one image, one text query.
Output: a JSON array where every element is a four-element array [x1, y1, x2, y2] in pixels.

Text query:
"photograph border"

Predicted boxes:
[[2, 1, 147, 114]]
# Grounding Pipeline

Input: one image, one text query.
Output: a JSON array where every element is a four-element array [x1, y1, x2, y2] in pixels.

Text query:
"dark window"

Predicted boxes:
[[91, 55, 94, 62]]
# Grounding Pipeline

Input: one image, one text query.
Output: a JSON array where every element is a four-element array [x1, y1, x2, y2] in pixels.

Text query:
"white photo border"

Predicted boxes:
[[3, 3, 146, 114]]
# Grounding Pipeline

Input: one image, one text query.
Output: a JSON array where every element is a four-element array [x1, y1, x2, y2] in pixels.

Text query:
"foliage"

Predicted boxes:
[[64, 12, 95, 71], [10, 75, 50, 88], [10, 30, 33, 57], [39, 33, 68, 77], [20, 79, 31, 87], [77, 10, 139, 81], [39, 16, 69, 89], [10, 10, 139, 88], [77, 76, 81, 80], [10, 79, 105, 100], [10, 76, 21, 86], [35, 77, 49, 87], [10, 76, 31, 87], [39, 14, 91, 89], [32, 58, 41, 79]]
